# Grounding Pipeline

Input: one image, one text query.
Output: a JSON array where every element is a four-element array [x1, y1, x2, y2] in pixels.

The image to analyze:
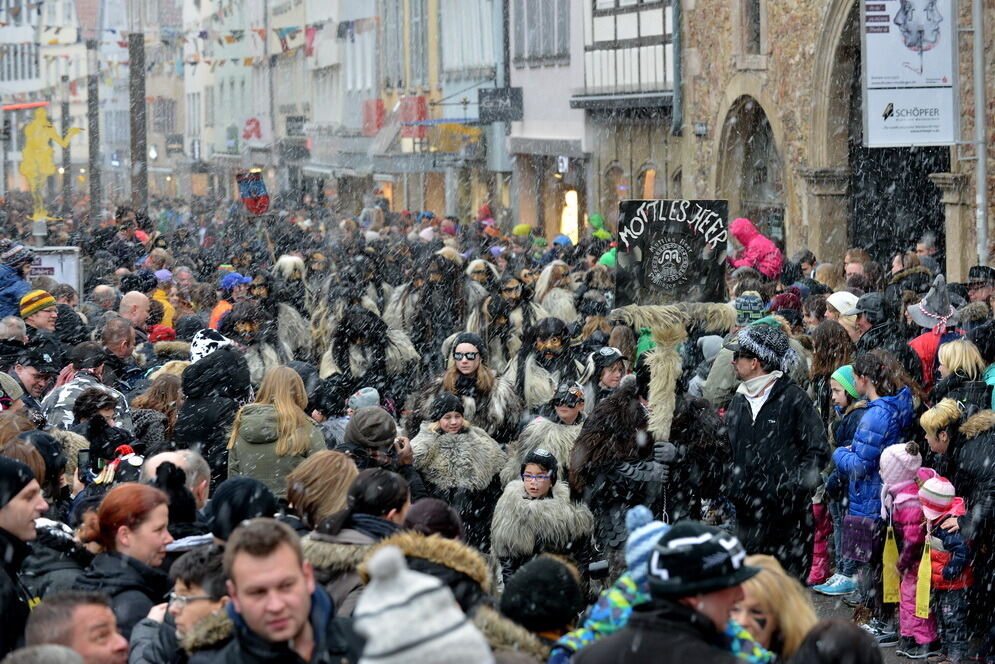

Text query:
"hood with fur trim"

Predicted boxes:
[[490, 479, 593, 558], [500, 416, 582, 485], [152, 341, 191, 362], [358, 531, 492, 592], [472, 603, 550, 661], [302, 529, 378, 583], [959, 410, 995, 439], [410, 424, 507, 492], [182, 608, 233, 654]]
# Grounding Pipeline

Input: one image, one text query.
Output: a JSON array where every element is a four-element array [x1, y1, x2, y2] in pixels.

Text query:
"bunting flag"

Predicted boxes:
[[305, 26, 316, 57]]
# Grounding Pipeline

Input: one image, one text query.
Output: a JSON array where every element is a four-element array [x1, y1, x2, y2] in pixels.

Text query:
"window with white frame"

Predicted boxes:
[[381, 0, 404, 89], [409, 0, 428, 87], [514, 0, 570, 65]]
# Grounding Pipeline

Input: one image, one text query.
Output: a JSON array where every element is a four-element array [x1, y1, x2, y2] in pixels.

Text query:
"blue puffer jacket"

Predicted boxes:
[[0, 265, 31, 319], [832, 387, 914, 519]]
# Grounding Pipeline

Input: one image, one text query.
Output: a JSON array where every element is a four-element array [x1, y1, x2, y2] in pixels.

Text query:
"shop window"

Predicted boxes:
[[637, 163, 666, 199]]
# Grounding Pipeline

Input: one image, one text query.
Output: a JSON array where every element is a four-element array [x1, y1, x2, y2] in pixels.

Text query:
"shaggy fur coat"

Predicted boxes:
[[410, 424, 507, 551], [500, 415, 583, 485], [402, 373, 522, 445], [490, 479, 594, 581]]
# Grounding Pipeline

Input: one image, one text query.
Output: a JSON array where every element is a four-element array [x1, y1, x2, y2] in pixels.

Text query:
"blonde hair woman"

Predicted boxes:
[[227, 365, 325, 498], [932, 338, 991, 410], [286, 451, 359, 529], [731, 554, 818, 659]]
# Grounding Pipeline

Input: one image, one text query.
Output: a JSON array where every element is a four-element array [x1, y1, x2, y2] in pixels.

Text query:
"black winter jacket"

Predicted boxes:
[[930, 372, 991, 411], [21, 519, 93, 600], [856, 321, 923, 385], [216, 587, 363, 663], [0, 528, 32, 658], [174, 346, 250, 489], [73, 551, 171, 640], [725, 375, 829, 517], [573, 599, 737, 664]]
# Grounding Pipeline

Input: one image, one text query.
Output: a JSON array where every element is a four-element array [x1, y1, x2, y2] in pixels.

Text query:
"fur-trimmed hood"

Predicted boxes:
[[960, 410, 995, 439], [302, 529, 377, 576], [358, 531, 492, 592], [472, 603, 550, 661], [490, 480, 593, 558], [410, 424, 507, 492], [152, 341, 191, 361], [500, 416, 582, 485], [182, 608, 233, 654], [888, 264, 933, 286]]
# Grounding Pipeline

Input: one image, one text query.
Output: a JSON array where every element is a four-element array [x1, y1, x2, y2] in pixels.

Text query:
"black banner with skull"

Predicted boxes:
[[615, 199, 729, 306]]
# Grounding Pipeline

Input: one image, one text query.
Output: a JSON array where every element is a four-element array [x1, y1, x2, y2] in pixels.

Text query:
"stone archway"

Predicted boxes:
[[715, 95, 786, 245]]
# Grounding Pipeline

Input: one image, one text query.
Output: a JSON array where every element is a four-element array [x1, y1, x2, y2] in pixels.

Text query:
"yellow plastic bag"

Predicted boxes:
[[882, 526, 900, 603], [915, 540, 932, 619]]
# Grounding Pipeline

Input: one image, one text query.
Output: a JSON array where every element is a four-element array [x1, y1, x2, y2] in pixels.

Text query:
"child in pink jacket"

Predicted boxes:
[[727, 217, 783, 280], [879, 442, 939, 658]]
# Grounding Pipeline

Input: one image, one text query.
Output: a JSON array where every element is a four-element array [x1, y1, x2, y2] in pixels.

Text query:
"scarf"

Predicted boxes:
[[348, 513, 400, 541], [881, 478, 916, 521], [736, 371, 782, 421]]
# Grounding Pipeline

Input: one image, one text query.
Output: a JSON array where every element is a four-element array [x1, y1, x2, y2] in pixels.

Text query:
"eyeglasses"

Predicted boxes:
[[522, 473, 552, 482], [453, 352, 478, 361], [168, 592, 214, 608]]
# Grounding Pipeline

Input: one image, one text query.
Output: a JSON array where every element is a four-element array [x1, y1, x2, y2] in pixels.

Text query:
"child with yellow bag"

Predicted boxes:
[[918, 476, 973, 664], [879, 442, 939, 659]]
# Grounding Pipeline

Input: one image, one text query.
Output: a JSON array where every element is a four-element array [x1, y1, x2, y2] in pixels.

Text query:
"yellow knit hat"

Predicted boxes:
[[20, 290, 56, 318]]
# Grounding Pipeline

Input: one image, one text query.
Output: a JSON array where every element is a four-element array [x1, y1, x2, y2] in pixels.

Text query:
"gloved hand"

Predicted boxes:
[[654, 440, 678, 464]]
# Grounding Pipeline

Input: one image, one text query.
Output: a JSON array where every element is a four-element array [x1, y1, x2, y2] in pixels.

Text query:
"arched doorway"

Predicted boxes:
[[718, 96, 786, 246], [601, 163, 628, 231]]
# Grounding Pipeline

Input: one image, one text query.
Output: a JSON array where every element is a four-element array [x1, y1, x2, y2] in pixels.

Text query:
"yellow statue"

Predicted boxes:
[[19, 108, 82, 221]]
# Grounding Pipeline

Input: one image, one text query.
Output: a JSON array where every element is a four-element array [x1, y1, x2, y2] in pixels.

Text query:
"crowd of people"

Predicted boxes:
[[0, 198, 989, 663]]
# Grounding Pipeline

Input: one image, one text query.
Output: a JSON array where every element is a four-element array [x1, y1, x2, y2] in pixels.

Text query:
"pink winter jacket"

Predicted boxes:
[[729, 217, 783, 280], [889, 481, 927, 573]]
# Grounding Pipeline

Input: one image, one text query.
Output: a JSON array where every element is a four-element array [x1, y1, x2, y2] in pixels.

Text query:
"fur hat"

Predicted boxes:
[[520, 448, 558, 485], [625, 505, 670, 590], [919, 476, 956, 521], [354, 546, 493, 664], [430, 393, 463, 422], [499, 556, 585, 634]]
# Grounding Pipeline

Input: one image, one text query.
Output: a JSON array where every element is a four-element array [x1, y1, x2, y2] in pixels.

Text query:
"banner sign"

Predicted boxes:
[[615, 199, 729, 307], [236, 170, 270, 214], [29, 246, 82, 294], [860, 0, 958, 147]]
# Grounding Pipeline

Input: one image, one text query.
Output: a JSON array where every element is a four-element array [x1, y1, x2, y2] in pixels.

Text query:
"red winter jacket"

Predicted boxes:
[[927, 498, 973, 590], [728, 218, 783, 280]]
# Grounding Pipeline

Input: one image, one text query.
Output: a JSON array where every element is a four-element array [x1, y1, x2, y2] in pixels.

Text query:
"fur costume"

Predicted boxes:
[[490, 479, 594, 580], [219, 300, 283, 387], [357, 532, 550, 661], [464, 258, 499, 321], [536, 260, 579, 324], [410, 424, 507, 551], [505, 350, 590, 411], [402, 371, 522, 445], [500, 415, 583, 485], [276, 301, 312, 361]]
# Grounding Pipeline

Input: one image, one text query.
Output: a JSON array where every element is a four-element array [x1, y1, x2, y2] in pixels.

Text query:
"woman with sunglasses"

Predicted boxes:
[[402, 332, 521, 447], [409, 392, 507, 551], [491, 448, 594, 582]]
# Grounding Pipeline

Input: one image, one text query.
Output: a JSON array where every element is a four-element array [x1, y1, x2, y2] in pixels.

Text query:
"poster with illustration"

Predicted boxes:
[[615, 199, 729, 307]]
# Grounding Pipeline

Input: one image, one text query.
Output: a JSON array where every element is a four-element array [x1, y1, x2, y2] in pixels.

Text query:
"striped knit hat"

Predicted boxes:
[[625, 505, 670, 590], [831, 365, 861, 400], [19, 290, 56, 318], [919, 476, 956, 521], [0, 242, 34, 268]]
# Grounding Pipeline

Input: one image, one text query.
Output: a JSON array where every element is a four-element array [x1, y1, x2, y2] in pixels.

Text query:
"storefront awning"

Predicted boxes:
[[569, 91, 673, 111]]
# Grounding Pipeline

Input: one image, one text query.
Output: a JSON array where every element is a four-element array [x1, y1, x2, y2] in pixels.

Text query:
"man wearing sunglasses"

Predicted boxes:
[[724, 324, 828, 581]]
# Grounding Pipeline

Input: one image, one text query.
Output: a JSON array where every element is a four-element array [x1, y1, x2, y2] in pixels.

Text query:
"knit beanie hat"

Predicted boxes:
[[148, 324, 176, 343], [174, 316, 203, 343], [500, 556, 585, 634], [354, 546, 494, 664], [207, 477, 278, 541], [1, 242, 34, 268], [879, 441, 922, 519], [734, 292, 767, 327], [344, 406, 397, 449], [919, 476, 956, 521], [189, 329, 232, 363], [0, 457, 35, 507], [20, 290, 56, 318], [830, 365, 860, 400], [430, 393, 464, 422], [647, 521, 760, 599], [16, 430, 67, 484], [726, 324, 797, 372], [770, 287, 802, 313], [521, 448, 558, 485], [348, 387, 380, 411], [452, 332, 486, 363], [624, 505, 670, 590]]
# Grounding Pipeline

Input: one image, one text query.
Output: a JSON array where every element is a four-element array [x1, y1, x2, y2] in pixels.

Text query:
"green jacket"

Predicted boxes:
[[228, 403, 325, 498]]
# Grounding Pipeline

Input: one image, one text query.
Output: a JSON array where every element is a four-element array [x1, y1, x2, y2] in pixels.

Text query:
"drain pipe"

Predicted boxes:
[[670, 0, 683, 136], [974, 0, 988, 265]]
